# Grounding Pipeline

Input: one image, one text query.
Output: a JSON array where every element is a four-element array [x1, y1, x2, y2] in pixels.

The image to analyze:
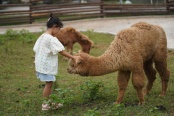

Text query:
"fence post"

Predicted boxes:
[[100, 0, 104, 18], [166, 0, 170, 12], [29, 0, 32, 24]]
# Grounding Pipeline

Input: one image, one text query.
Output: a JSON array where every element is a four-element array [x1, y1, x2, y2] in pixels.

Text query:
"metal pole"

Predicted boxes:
[[29, 0, 32, 24], [150, 0, 153, 4], [119, 0, 123, 4]]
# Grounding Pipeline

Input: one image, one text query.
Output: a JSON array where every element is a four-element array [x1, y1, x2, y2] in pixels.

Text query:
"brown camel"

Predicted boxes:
[[54, 27, 93, 55], [67, 22, 170, 105]]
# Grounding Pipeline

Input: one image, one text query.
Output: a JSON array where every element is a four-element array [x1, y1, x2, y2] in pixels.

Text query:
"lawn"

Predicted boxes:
[[0, 29, 174, 116]]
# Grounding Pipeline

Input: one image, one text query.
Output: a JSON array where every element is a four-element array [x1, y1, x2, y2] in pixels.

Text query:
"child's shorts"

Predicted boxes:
[[36, 72, 56, 82]]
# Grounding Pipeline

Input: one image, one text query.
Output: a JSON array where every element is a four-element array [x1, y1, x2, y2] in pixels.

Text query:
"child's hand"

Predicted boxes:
[[72, 56, 81, 61]]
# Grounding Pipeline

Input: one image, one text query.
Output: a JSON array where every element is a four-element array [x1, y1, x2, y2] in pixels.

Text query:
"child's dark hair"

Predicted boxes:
[[47, 13, 63, 28]]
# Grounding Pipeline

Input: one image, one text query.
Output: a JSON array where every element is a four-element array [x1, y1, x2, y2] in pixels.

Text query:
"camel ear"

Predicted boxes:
[[75, 57, 83, 65]]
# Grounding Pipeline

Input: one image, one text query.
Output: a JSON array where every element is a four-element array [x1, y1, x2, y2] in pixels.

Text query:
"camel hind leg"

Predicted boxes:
[[143, 59, 157, 95], [154, 49, 170, 96]]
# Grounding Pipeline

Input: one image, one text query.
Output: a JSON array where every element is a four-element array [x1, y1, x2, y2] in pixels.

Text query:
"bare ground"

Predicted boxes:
[[0, 15, 174, 49]]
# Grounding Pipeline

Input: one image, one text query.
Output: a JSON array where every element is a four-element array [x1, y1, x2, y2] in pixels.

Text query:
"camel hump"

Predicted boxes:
[[117, 28, 137, 43], [131, 22, 152, 30], [63, 27, 83, 38], [63, 27, 93, 45], [64, 27, 76, 33]]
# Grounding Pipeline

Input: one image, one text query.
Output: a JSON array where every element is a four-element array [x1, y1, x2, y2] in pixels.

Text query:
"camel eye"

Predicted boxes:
[[71, 64, 75, 67]]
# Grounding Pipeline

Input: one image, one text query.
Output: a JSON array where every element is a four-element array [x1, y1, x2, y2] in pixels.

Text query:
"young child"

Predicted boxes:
[[33, 14, 78, 110]]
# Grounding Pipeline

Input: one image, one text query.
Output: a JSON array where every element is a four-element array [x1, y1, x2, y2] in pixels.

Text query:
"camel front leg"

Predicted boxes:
[[66, 44, 73, 55], [132, 70, 145, 105], [115, 70, 131, 104]]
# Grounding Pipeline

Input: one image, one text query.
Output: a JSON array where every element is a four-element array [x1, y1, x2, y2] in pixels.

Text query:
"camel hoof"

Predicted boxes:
[[159, 94, 165, 97], [144, 89, 151, 96], [113, 101, 121, 105], [138, 101, 145, 105], [159, 91, 165, 97], [144, 91, 147, 96]]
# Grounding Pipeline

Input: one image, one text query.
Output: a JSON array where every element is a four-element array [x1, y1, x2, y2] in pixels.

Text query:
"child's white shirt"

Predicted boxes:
[[33, 33, 65, 75]]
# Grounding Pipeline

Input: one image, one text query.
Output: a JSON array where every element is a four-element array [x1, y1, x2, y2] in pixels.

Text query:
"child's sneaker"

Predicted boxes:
[[42, 104, 50, 111], [52, 103, 63, 109]]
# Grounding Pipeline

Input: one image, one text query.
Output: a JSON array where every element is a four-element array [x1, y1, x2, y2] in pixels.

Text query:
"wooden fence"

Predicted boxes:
[[166, 0, 174, 11], [31, 2, 104, 22], [103, 4, 167, 16], [0, 1, 173, 25], [0, 4, 32, 25]]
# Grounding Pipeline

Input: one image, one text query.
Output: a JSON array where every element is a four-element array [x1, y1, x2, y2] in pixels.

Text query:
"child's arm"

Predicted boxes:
[[59, 51, 78, 60]]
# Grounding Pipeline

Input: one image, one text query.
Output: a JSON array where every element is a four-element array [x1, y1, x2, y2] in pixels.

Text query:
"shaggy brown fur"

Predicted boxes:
[[67, 22, 170, 105], [54, 27, 93, 54]]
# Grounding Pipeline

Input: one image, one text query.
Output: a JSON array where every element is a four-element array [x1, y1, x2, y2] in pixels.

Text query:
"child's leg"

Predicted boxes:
[[42, 81, 63, 110], [43, 81, 53, 98]]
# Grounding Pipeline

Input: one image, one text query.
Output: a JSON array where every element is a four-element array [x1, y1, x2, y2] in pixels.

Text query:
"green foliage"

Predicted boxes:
[[19, 29, 35, 43], [5, 29, 19, 40], [0, 29, 37, 45], [80, 80, 104, 101], [109, 104, 126, 116], [84, 108, 100, 116], [149, 106, 159, 112], [0, 36, 5, 45], [43, 94, 64, 109], [43, 87, 75, 109]]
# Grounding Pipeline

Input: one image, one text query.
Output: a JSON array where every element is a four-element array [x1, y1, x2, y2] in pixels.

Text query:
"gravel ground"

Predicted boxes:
[[0, 15, 174, 49]]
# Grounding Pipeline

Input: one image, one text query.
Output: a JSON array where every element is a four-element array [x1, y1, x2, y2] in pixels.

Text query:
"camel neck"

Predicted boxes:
[[86, 45, 121, 76]]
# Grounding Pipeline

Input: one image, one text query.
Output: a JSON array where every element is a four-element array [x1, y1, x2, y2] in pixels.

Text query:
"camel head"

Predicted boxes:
[[79, 34, 93, 54], [67, 53, 91, 76]]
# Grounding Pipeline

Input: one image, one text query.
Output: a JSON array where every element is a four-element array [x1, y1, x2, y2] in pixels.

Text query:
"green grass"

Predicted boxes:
[[0, 30, 174, 116]]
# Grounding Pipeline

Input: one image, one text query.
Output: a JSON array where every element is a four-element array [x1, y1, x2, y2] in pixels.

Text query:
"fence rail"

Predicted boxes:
[[167, 0, 174, 11], [0, 1, 173, 25], [31, 2, 103, 22], [103, 4, 167, 16], [0, 4, 32, 25]]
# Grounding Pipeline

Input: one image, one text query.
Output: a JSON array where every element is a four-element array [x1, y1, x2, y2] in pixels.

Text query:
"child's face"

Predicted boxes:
[[52, 26, 60, 35]]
